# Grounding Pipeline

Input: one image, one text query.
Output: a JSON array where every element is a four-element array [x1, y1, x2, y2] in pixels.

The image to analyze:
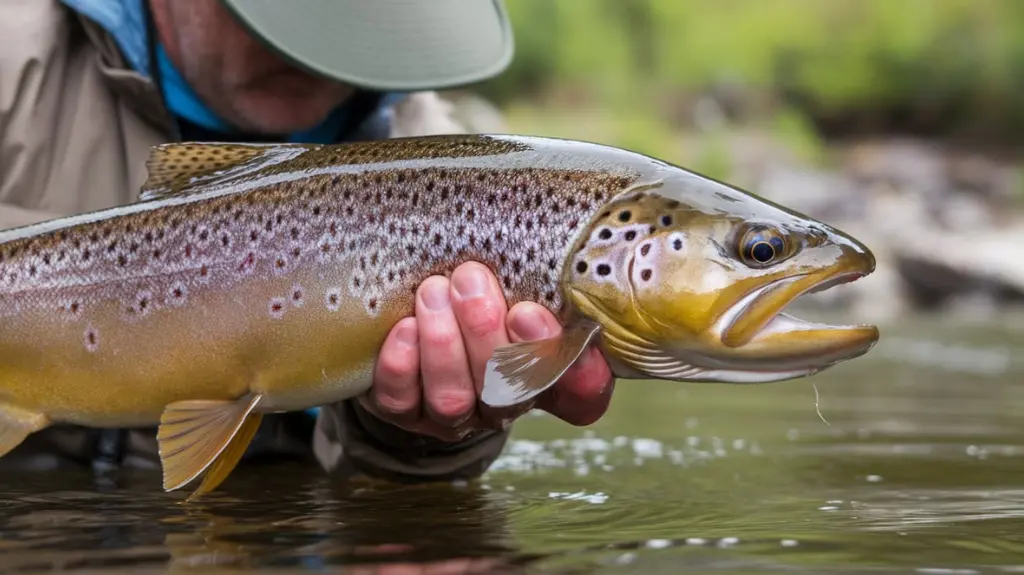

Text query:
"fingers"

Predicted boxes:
[[416, 276, 477, 427], [449, 262, 511, 389], [369, 317, 422, 424], [366, 263, 616, 443], [540, 345, 615, 426], [506, 301, 560, 343], [507, 301, 615, 426]]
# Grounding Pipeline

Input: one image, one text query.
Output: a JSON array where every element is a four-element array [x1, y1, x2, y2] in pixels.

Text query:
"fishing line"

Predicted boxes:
[[813, 383, 831, 426]]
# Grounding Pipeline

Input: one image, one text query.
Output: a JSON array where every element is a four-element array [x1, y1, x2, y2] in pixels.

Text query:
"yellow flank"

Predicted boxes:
[[0, 269, 405, 429]]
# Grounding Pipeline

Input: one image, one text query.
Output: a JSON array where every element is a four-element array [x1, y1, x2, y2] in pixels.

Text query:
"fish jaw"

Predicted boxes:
[[640, 238, 880, 382], [708, 268, 879, 374]]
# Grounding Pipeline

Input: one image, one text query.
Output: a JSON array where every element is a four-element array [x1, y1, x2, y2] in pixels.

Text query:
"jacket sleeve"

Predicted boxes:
[[313, 401, 511, 482], [0, 2, 73, 230], [312, 91, 513, 482]]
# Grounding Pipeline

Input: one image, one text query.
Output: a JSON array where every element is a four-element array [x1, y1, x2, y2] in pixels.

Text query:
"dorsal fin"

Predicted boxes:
[[140, 142, 316, 201]]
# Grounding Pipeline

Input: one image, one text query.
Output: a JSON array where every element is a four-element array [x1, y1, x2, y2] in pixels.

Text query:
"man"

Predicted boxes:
[[0, 0, 615, 483]]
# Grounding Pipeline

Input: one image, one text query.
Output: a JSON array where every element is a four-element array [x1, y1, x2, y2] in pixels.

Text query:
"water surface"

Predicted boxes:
[[1, 313, 1022, 573]]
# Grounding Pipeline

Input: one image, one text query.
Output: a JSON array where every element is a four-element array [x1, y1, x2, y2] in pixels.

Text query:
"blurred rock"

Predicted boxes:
[[740, 137, 1024, 322]]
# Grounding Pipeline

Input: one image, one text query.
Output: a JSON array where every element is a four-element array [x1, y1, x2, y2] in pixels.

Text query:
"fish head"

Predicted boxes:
[[565, 169, 879, 384]]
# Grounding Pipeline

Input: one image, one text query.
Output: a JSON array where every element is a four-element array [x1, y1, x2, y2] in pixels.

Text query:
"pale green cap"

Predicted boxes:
[[219, 0, 514, 91]]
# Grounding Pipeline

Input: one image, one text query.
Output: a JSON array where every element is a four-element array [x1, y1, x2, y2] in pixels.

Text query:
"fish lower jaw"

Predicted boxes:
[[682, 367, 820, 384]]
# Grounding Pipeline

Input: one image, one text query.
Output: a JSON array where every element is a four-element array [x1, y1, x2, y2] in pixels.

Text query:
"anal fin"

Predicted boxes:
[[156, 394, 263, 496], [481, 318, 601, 408], [0, 403, 49, 458]]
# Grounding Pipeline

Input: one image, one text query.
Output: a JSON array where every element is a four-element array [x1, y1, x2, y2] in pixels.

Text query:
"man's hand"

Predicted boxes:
[[360, 261, 615, 442]]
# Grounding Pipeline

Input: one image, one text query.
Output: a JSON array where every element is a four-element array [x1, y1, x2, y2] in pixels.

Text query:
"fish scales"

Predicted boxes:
[[0, 155, 636, 425], [0, 167, 624, 311]]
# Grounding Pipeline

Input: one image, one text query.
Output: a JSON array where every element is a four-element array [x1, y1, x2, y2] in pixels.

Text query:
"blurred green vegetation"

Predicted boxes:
[[477, 0, 1024, 159]]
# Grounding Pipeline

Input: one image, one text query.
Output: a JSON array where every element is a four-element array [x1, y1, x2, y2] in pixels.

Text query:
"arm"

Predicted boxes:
[[0, 2, 75, 230], [312, 262, 616, 483]]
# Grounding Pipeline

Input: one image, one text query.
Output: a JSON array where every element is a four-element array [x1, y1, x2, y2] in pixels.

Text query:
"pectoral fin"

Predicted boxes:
[[156, 394, 263, 495], [480, 318, 601, 408], [0, 403, 49, 458]]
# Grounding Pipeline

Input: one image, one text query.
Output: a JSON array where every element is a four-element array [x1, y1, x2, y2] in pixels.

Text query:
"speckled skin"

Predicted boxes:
[[0, 135, 649, 429]]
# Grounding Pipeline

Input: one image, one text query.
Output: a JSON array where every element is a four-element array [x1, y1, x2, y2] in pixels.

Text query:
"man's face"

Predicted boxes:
[[151, 0, 356, 134]]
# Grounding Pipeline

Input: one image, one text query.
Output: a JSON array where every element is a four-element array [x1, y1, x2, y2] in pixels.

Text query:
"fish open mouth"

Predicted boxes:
[[715, 268, 879, 366]]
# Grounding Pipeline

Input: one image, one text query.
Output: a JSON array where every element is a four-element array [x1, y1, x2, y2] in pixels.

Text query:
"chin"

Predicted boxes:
[[228, 89, 350, 135]]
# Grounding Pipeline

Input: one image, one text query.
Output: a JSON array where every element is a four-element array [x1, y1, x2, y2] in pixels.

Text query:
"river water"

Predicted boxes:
[[0, 312, 1022, 573]]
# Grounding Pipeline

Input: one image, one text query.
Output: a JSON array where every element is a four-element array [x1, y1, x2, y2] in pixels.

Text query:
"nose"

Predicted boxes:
[[836, 233, 875, 275]]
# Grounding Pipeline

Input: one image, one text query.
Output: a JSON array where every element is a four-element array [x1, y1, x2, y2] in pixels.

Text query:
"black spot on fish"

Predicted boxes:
[[618, 210, 632, 222], [598, 229, 612, 240], [640, 243, 652, 257], [661, 215, 673, 226], [673, 238, 683, 251], [625, 230, 636, 241], [596, 263, 611, 276], [576, 261, 588, 274], [641, 269, 652, 281]]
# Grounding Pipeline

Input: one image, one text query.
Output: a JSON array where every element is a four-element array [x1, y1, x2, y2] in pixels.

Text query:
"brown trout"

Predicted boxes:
[[0, 135, 877, 498]]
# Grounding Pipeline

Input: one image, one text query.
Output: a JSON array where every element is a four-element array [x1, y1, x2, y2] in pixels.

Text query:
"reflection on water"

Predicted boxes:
[[1, 313, 1023, 573]]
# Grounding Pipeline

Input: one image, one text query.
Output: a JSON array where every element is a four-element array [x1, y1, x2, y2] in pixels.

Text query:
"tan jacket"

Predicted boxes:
[[0, 1, 509, 481]]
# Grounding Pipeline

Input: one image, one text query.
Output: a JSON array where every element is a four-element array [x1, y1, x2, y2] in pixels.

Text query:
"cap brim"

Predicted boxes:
[[220, 0, 514, 91]]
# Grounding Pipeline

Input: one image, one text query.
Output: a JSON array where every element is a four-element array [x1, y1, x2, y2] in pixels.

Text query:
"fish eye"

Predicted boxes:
[[739, 226, 788, 267]]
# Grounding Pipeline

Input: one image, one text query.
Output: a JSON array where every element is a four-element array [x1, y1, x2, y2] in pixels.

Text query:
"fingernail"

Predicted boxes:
[[452, 266, 488, 300], [509, 306, 551, 340], [396, 323, 418, 347], [421, 280, 450, 311]]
